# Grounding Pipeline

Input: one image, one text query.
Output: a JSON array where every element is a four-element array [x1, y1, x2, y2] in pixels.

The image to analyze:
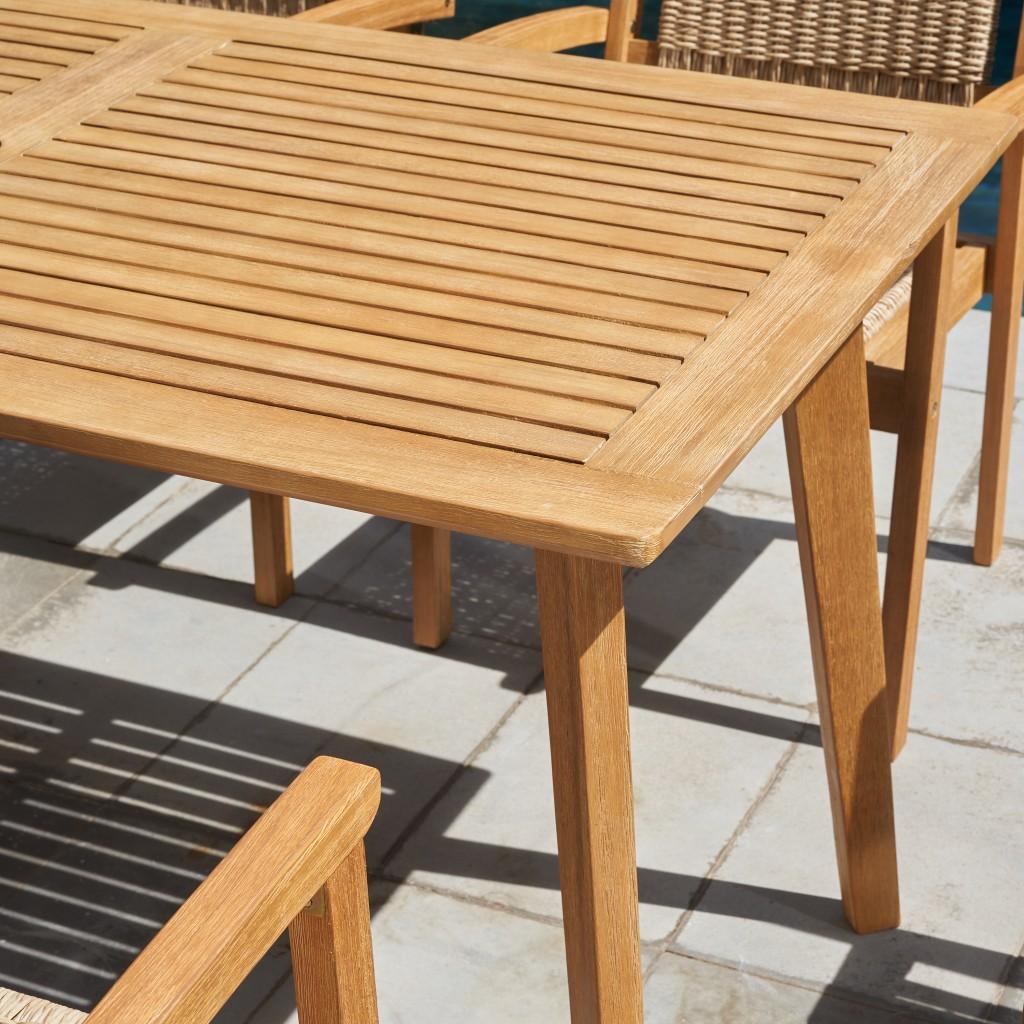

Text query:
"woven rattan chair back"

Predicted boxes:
[[152, 0, 318, 15], [657, 0, 1001, 105]]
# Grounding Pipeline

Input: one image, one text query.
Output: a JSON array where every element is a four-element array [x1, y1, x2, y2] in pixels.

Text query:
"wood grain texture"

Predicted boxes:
[[975, 134, 1024, 566], [534, 550, 642, 1023], [291, 0, 451, 29], [0, 0, 1014, 568], [250, 491, 294, 608], [411, 524, 452, 649], [290, 843, 380, 1024], [882, 218, 958, 760], [469, 7, 608, 51], [86, 756, 380, 1024], [783, 328, 900, 935]]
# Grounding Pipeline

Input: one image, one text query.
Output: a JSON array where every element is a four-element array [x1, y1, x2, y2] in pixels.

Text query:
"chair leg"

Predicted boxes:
[[250, 492, 294, 608], [534, 549, 643, 1023], [411, 524, 452, 649], [882, 217, 958, 760], [976, 135, 1024, 567], [290, 842, 379, 1024], [784, 326, 900, 935]]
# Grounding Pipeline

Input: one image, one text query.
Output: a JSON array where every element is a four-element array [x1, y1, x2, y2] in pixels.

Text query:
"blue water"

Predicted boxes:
[[425, 0, 1024, 257]]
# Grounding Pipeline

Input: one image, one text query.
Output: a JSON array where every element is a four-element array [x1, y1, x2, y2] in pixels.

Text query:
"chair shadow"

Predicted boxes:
[[0, 654, 1018, 1024]]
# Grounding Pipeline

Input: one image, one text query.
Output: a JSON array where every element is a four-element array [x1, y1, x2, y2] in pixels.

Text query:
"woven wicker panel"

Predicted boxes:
[[658, 0, 1001, 106], [0, 988, 87, 1024], [151, 0, 322, 15]]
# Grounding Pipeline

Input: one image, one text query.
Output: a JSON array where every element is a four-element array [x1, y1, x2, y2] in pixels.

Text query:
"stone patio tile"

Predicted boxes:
[[720, 387, 986, 524], [0, 534, 92, 637], [111, 478, 400, 599], [118, 601, 541, 867], [943, 309, 1024, 399], [671, 736, 1024, 1023], [901, 530, 1024, 753], [0, 442, 169, 548], [331, 524, 541, 648], [248, 883, 572, 1024], [645, 950, 924, 1023], [938, 399, 1022, 544], [624, 487, 818, 707], [388, 674, 809, 942]]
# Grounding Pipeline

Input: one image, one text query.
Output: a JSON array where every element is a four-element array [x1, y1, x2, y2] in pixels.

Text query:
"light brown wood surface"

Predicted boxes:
[[882, 218, 958, 759], [0, 0, 1014, 565], [975, 134, 1024, 565], [86, 756, 380, 1024], [534, 550, 642, 1023], [292, 0, 451, 29], [290, 842, 380, 1024], [469, 6, 608, 51], [411, 524, 452, 649], [783, 328, 900, 934], [250, 491, 294, 607]]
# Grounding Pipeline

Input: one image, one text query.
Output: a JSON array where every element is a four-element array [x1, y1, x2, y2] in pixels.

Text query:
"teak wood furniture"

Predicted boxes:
[[0, 2, 1017, 1019], [459, 0, 1024, 761], [0, 756, 383, 1024]]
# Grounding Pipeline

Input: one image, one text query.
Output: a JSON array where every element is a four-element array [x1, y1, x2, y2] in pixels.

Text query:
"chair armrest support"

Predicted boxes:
[[468, 6, 609, 52], [87, 757, 381, 1024], [977, 75, 1024, 118], [292, 0, 453, 31]]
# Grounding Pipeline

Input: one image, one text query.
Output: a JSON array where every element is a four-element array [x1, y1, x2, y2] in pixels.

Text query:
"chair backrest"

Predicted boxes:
[[654, 0, 1002, 106]]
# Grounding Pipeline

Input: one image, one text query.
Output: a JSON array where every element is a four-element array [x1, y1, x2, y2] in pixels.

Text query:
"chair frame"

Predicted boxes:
[[4, 757, 384, 1024], [244, 0, 1024, 759]]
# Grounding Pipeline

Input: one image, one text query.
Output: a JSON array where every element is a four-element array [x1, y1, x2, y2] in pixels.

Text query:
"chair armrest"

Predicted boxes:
[[86, 757, 381, 1024], [977, 75, 1024, 118], [468, 6, 609, 52], [292, 0, 453, 31]]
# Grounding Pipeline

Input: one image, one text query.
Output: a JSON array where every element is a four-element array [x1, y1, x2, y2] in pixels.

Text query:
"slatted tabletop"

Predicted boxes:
[[0, 0, 1016, 563]]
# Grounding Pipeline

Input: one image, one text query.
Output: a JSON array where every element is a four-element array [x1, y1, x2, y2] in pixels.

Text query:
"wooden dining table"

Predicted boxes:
[[0, 2, 1016, 1019]]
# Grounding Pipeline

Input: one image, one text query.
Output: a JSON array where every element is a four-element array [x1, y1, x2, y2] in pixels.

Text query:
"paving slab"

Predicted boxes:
[[388, 675, 810, 942], [943, 309, 1024, 399], [624, 487, 818, 707], [902, 528, 1024, 753], [0, 534, 91, 637], [645, 950, 924, 1023], [671, 736, 1024, 1022], [939, 399, 1023, 544], [112, 478, 400, 599], [0, 442, 169, 549], [119, 600, 541, 867], [249, 882, 573, 1024]]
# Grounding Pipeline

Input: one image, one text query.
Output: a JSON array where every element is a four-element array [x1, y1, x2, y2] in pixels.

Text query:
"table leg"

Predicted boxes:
[[783, 326, 900, 935], [882, 217, 958, 758], [411, 525, 452, 649], [250, 492, 294, 608], [976, 135, 1024, 566], [534, 549, 642, 1023]]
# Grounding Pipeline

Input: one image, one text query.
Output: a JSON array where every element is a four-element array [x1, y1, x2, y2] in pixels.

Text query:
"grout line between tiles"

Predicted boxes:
[[644, 722, 810, 981]]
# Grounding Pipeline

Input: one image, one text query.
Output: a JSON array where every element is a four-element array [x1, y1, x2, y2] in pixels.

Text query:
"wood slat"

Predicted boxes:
[[56, 124, 787, 284], [0, 275, 660, 404], [0, 217, 715, 350], [0, 38, 89, 65], [166, 63, 873, 182], [195, 50, 888, 166], [0, 255, 678, 385], [0, 54, 57, 77], [115, 89, 847, 212], [0, 23, 111, 52], [0, 159, 743, 311], [217, 37, 908, 147], [24, 142, 785, 286], [0, 7, 138, 40], [0, 326, 605, 461], [0, 190, 732, 329]]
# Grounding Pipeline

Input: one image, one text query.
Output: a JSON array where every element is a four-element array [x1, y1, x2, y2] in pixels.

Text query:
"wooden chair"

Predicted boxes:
[[0, 756, 382, 1024], [343, 0, 1021, 761]]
